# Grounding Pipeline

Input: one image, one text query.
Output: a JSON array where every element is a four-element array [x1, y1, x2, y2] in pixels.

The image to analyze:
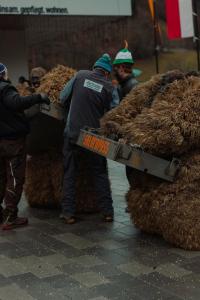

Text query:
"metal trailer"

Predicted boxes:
[[27, 101, 181, 182], [76, 128, 181, 182]]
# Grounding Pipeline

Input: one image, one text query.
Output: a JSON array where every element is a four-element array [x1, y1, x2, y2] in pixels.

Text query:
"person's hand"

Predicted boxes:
[[39, 93, 50, 105]]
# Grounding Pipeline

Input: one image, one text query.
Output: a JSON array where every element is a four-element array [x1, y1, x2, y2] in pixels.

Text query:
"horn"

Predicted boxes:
[[124, 40, 128, 49]]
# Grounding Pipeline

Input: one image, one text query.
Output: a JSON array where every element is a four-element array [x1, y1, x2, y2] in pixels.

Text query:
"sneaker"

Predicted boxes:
[[103, 215, 114, 222], [2, 215, 28, 231]]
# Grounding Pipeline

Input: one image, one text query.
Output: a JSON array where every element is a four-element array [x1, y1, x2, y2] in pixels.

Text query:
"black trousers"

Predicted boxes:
[[62, 138, 113, 216], [0, 138, 26, 215]]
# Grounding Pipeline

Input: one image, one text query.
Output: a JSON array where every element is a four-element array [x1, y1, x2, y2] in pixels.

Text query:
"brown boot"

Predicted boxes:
[[103, 215, 114, 222], [64, 216, 76, 224], [60, 212, 76, 225]]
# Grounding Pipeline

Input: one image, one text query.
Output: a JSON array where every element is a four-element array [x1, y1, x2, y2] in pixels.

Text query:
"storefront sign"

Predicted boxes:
[[0, 0, 132, 16]]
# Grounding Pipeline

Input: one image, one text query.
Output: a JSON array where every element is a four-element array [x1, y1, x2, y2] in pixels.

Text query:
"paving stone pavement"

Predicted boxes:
[[0, 161, 200, 300]]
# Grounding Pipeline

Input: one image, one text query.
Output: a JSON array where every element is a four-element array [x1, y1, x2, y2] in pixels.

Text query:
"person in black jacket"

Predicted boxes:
[[60, 54, 118, 224], [0, 63, 50, 230]]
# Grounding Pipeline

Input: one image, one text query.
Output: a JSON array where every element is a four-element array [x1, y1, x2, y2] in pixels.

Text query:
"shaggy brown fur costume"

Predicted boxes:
[[101, 70, 200, 250]]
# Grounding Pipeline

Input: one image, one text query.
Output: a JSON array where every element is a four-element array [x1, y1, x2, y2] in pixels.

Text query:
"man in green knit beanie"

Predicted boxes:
[[113, 40, 138, 100]]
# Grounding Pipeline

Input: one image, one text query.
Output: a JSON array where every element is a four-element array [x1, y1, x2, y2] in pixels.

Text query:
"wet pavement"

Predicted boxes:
[[0, 161, 200, 300]]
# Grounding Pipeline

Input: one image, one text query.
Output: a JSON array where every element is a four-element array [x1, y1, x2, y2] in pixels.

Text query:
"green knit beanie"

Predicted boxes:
[[113, 41, 134, 65], [94, 53, 112, 73]]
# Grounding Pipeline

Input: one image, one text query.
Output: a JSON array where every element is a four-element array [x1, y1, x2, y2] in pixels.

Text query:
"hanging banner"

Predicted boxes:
[[166, 0, 194, 39], [0, 0, 132, 16]]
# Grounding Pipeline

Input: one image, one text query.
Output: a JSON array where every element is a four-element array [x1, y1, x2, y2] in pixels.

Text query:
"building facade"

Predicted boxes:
[[0, 0, 153, 84]]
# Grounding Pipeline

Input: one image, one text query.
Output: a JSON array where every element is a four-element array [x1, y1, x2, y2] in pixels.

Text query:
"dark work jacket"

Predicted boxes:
[[0, 79, 41, 139], [63, 69, 113, 142], [118, 75, 138, 100]]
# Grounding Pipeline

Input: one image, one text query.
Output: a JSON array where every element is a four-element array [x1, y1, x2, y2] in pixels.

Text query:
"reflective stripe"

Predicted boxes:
[[9, 162, 16, 189], [7, 188, 16, 195], [83, 79, 103, 93]]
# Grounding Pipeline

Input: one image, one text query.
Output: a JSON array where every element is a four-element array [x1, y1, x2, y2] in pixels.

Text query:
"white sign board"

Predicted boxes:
[[0, 0, 132, 16]]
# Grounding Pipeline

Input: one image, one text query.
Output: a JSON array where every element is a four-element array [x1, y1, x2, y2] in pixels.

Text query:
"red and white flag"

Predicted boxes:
[[166, 0, 194, 39]]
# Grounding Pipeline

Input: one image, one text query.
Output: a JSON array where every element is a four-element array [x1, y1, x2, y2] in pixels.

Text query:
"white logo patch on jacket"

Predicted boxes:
[[84, 79, 103, 93]]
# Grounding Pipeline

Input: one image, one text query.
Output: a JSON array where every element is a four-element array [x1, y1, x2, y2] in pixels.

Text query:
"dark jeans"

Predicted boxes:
[[62, 138, 113, 216], [0, 138, 26, 215]]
